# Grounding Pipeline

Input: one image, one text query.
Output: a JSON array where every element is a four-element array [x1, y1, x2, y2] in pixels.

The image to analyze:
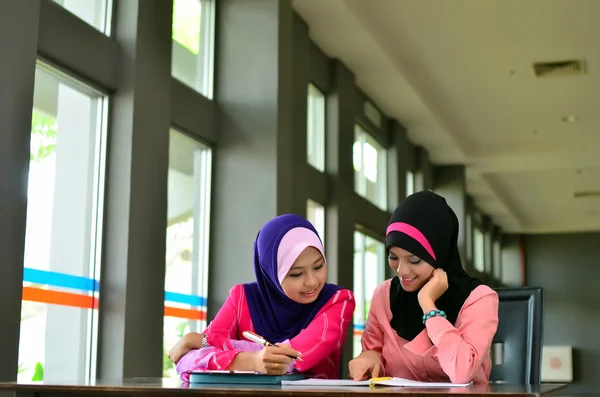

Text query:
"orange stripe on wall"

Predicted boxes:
[[353, 330, 364, 336], [164, 306, 206, 320], [22, 286, 97, 309]]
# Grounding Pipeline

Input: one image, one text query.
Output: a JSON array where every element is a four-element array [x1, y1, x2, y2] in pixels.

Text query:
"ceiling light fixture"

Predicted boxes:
[[562, 115, 577, 123]]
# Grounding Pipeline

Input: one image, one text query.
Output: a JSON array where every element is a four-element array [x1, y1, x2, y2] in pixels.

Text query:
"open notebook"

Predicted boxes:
[[281, 377, 472, 388]]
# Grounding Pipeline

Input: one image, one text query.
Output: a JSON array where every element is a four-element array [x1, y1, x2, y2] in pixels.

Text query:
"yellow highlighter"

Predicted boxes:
[[369, 377, 392, 387]]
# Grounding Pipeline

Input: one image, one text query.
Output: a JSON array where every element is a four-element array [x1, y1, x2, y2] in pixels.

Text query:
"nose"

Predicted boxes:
[[395, 259, 409, 276], [304, 271, 318, 288]]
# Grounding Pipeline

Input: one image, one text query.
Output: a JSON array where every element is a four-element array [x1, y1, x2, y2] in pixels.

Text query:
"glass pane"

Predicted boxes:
[[353, 125, 387, 210], [20, 65, 107, 383], [352, 232, 365, 358], [306, 199, 325, 246], [353, 230, 385, 358], [163, 129, 212, 378], [406, 170, 415, 197], [364, 101, 382, 128], [172, 0, 216, 98], [52, 0, 112, 35], [466, 213, 473, 263], [484, 230, 493, 274], [493, 239, 502, 280], [307, 84, 326, 171], [473, 228, 485, 272]]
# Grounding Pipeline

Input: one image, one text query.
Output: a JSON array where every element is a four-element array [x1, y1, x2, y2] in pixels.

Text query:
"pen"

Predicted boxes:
[[242, 331, 303, 361]]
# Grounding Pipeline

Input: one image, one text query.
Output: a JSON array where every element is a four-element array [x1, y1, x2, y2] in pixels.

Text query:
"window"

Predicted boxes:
[[52, 0, 112, 35], [306, 199, 325, 245], [484, 229, 493, 274], [171, 0, 216, 98], [307, 84, 325, 171], [163, 129, 212, 378], [364, 100, 382, 128], [473, 227, 485, 272], [493, 239, 502, 280], [19, 64, 108, 383], [406, 170, 415, 197], [353, 125, 387, 210], [465, 212, 473, 264], [353, 231, 386, 357]]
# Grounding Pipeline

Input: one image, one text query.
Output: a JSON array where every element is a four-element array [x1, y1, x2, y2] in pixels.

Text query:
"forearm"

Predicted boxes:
[[227, 352, 257, 371], [183, 332, 205, 349]]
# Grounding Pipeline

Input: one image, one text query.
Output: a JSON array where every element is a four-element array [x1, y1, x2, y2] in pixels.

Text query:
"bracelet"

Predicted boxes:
[[422, 309, 446, 324], [201, 334, 210, 348]]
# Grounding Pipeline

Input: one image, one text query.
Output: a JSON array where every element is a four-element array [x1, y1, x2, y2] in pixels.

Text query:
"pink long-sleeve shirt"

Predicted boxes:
[[177, 284, 355, 380], [362, 280, 499, 384]]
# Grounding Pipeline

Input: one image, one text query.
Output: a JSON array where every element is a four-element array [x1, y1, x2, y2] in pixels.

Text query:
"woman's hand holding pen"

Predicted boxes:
[[252, 344, 301, 375]]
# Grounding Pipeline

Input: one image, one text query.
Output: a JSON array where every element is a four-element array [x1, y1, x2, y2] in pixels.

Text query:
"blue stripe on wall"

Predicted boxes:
[[23, 268, 98, 292], [23, 268, 208, 307], [164, 291, 206, 307]]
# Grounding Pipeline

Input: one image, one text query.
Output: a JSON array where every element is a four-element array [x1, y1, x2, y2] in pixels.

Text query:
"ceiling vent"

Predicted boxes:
[[573, 190, 600, 198], [533, 59, 586, 77]]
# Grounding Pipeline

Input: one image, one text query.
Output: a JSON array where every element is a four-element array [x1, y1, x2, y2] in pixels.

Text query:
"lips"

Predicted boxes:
[[400, 276, 416, 285], [302, 289, 317, 298]]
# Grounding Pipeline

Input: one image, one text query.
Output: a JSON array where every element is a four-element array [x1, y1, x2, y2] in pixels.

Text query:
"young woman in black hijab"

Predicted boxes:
[[349, 191, 499, 384]]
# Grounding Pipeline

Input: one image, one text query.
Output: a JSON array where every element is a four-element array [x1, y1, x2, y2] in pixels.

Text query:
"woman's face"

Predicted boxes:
[[281, 246, 327, 304], [388, 246, 435, 292]]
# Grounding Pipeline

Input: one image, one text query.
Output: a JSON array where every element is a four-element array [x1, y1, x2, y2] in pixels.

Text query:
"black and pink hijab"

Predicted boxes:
[[386, 191, 484, 341]]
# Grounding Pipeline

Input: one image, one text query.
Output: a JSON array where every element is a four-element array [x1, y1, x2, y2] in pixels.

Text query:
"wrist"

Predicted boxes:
[[363, 350, 381, 359], [419, 299, 437, 313]]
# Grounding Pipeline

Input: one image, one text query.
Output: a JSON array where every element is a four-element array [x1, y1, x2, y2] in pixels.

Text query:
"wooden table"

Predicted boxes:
[[0, 378, 568, 397]]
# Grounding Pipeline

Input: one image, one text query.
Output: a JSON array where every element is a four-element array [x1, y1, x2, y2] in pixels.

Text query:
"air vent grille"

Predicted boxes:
[[533, 59, 586, 77]]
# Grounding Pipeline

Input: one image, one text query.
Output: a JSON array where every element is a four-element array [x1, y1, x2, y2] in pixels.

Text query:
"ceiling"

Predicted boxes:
[[293, 0, 600, 234]]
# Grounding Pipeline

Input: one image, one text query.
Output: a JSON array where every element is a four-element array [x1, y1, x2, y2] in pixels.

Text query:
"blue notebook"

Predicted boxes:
[[189, 370, 305, 385]]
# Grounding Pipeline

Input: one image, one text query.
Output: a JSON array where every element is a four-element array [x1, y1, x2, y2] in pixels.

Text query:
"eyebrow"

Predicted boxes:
[[389, 252, 419, 258], [290, 257, 323, 270]]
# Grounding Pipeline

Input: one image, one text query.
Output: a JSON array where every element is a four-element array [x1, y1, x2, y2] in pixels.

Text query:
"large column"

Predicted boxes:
[[326, 60, 356, 376], [386, 120, 410, 279], [97, 0, 172, 379], [0, 0, 41, 383], [208, 0, 309, 318], [416, 146, 434, 191], [433, 165, 467, 263]]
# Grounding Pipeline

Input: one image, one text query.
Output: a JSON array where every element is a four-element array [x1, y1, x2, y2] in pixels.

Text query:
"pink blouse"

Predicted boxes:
[[177, 285, 355, 380], [362, 280, 499, 384]]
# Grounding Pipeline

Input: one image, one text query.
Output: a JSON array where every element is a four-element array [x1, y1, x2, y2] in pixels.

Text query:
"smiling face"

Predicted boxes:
[[280, 246, 327, 304], [388, 246, 435, 292]]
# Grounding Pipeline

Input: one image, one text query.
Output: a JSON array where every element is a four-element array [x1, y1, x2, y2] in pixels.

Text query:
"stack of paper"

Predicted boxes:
[[281, 377, 472, 388]]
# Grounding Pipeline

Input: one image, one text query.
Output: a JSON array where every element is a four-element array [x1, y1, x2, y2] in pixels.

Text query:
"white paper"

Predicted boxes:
[[281, 377, 472, 388], [281, 379, 369, 387], [375, 378, 472, 388]]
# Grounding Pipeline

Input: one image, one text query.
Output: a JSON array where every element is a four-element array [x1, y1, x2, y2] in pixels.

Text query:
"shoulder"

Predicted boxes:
[[459, 285, 499, 316], [466, 285, 498, 303], [228, 284, 248, 302], [317, 288, 356, 319], [326, 288, 356, 306]]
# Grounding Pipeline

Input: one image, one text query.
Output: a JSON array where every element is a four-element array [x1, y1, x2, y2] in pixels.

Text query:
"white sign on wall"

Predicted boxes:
[[541, 346, 573, 382]]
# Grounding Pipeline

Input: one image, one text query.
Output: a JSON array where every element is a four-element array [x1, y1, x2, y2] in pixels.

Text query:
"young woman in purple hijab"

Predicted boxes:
[[169, 214, 355, 380]]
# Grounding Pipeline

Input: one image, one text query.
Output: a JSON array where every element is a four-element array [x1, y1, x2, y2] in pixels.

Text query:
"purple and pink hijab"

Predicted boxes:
[[386, 191, 484, 341], [244, 214, 341, 343]]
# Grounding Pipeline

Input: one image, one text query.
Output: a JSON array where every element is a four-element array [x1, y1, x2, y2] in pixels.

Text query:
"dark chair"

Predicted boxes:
[[489, 287, 543, 384]]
